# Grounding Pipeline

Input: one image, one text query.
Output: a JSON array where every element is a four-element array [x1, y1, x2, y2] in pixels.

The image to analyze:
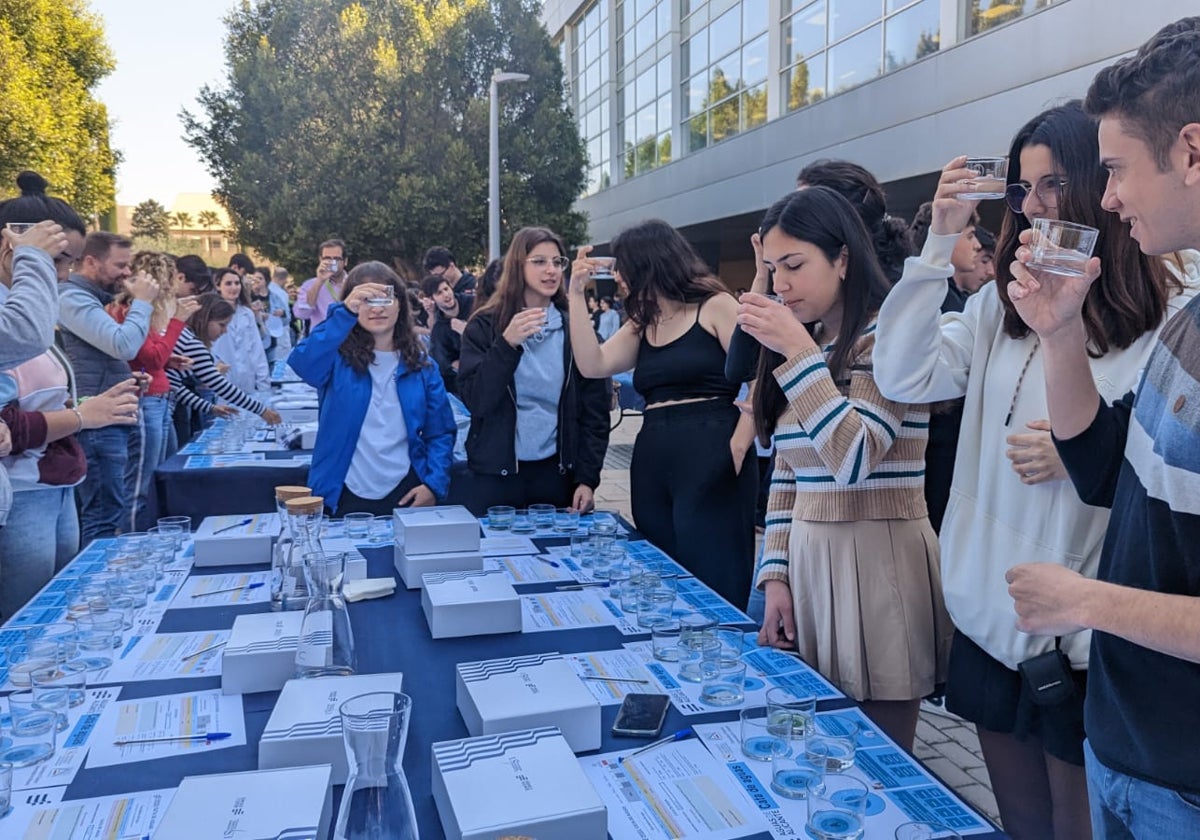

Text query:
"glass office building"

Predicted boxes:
[[541, 0, 1195, 280]]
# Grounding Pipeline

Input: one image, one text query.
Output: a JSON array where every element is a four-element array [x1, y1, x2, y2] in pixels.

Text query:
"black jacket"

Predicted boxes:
[[429, 294, 472, 395], [458, 305, 610, 489]]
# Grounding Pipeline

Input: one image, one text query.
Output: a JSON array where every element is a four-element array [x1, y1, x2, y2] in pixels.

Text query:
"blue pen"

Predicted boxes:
[[619, 728, 694, 763], [191, 581, 264, 598], [536, 556, 561, 568], [113, 731, 233, 746], [212, 518, 253, 535]]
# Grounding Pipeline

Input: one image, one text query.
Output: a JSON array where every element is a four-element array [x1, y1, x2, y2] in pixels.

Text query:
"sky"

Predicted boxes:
[[92, 0, 232, 207]]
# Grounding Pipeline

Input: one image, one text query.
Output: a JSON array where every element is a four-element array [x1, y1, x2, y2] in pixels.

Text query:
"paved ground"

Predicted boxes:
[[598, 412, 1003, 828]]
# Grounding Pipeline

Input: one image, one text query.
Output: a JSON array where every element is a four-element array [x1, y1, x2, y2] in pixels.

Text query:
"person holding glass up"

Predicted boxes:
[[457, 227, 610, 515], [744, 187, 951, 752], [288, 262, 455, 517], [873, 101, 1195, 839]]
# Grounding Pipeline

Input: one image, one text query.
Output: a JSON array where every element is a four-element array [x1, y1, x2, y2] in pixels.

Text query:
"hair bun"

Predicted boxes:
[[16, 171, 48, 196]]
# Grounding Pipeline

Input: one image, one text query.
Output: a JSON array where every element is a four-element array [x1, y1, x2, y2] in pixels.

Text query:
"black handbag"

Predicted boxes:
[[1018, 637, 1077, 707]]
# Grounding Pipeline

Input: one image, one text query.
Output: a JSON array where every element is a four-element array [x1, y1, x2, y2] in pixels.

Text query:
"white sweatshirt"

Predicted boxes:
[[874, 232, 1199, 670]]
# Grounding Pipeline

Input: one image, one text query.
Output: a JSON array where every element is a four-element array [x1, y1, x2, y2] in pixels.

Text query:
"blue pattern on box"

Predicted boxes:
[[886, 787, 988, 831]]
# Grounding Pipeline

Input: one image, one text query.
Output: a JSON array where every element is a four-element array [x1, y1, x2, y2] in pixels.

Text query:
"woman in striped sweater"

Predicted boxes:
[[168, 294, 282, 429], [738, 187, 951, 750]]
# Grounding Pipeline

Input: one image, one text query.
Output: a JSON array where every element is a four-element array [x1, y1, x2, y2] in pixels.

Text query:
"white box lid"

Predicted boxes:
[[423, 570, 518, 605], [225, 610, 303, 655], [457, 652, 596, 718], [195, 512, 281, 539]]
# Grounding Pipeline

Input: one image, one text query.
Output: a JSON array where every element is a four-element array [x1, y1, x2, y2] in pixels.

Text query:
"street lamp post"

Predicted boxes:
[[489, 70, 530, 261]]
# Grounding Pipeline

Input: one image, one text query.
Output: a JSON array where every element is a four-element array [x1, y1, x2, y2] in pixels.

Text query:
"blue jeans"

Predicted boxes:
[[126, 396, 170, 531], [1086, 739, 1200, 838], [77, 424, 133, 541], [0, 487, 79, 619], [746, 540, 766, 625]]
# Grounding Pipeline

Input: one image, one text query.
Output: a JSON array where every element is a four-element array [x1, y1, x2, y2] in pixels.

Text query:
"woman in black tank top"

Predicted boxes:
[[566, 219, 758, 607]]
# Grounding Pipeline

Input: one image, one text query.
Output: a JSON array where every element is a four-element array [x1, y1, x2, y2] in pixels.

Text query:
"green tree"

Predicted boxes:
[[0, 0, 119, 219], [131, 199, 170, 241], [196, 209, 222, 253], [172, 211, 194, 232], [183, 0, 586, 273]]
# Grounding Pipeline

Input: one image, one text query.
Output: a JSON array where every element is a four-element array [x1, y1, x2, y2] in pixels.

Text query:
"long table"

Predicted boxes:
[[3, 528, 1004, 839]]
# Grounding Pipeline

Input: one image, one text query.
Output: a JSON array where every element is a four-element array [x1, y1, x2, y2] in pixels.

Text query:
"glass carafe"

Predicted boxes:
[[295, 551, 356, 677], [272, 486, 312, 611], [335, 692, 419, 840], [280, 494, 324, 611]]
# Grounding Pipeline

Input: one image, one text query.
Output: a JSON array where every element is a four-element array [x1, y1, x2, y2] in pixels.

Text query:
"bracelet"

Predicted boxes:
[[71, 407, 85, 433]]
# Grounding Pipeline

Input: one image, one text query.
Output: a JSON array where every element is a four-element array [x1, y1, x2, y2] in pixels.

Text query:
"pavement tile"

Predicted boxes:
[[936, 740, 986, 770], [922, 756, 976, 791]]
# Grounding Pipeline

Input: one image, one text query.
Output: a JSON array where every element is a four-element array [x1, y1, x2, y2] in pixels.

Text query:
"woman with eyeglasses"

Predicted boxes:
[[288, 262, 455, 516], [570, 220, 758, 608], [458, 227, 611, 514], [874, 100, 1198, 840]]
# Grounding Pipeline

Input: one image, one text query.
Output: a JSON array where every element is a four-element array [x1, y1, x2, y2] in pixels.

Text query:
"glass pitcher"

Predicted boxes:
[[276, 493, 321, 611], [335, 692, 419, 840], [295, 551, 356, 678]]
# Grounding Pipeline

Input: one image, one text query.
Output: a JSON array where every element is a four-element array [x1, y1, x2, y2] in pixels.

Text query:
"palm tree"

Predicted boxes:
[[172, 211, 194, 235], [197, 210, 221, 254]]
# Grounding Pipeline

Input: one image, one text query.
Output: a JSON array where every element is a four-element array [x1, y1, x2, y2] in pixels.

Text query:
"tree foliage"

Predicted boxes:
[[131, 199, 170, 241], [0, 0, 118, 219], [183, 0, 587, 275]]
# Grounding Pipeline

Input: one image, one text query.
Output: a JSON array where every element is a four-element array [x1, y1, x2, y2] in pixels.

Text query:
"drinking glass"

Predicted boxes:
[[700, 657, 747, 706], [510, 509, 535, 534], [486, 505, 515, 531], [807, 773, 868, 840], [553, 508, 580, 533], [570, 534, 596, 569], [650, 619, 682, 662], [32, 662, 87, 708], [26, 681, 69, 732], [636, 587, 675, 629], [766, 688, 816, 740], [108, 595, 137, 631], [529, 503, 556, 529], [369, 515, 392, 544], [590, 510, 619, 534], [807, 717, 860, 772], [895, 823, 964, 840], [157, 516, 192, 549], [677, 634, 720, 683], [772, 739, 829, 800], [343, 512, 373, 539], [0, 710, 56, 768], [0, 762, 11, 818], [739, 706, 784, 762], [958, 156, 1008, 200], [1028, 218, 1100, 278]]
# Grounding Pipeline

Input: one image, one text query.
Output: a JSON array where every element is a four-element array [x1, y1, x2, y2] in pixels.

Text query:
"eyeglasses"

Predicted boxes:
[[1005, 176, 1067, 214], [526, 256, 570, 270]]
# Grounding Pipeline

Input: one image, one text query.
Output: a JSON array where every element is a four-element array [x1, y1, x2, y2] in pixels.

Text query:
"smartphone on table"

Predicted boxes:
[[611, 693, 671, 738]]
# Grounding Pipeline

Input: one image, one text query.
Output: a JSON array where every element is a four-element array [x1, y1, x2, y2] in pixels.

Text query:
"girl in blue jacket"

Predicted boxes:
[[288, 261, 455, 516]]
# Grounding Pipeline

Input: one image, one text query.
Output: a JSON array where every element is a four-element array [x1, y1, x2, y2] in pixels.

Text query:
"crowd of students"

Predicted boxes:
[[2, 16, 1199, 838]]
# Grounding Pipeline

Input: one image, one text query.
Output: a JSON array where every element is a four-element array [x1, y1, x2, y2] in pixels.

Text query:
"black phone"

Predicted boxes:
[[612, 693, 671, 738]]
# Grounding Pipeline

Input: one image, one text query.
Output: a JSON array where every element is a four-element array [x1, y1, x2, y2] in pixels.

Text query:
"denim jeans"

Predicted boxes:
[[1086, 739, 1200, 838], [126, 396, 170, 531], [746, 540, 766, 625], [0, 486, 79, 619], [77, 424, 133, 541]]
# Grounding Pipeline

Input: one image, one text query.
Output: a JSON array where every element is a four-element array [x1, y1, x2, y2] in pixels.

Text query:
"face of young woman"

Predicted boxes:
[[217, 273, 243, 303], [208, 317, 232, 341], [760, 227, 845, 325], [356, 289, 401, 337], [1016, 143, 1064, 223], [522, 241, 565, 305]]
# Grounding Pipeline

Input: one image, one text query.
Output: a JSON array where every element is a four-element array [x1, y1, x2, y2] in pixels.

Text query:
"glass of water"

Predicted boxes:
[[807, 773, 869, 840], [772, 739, 829, 800], [807, 717, 860, 772], [699, 656, 747, 706]]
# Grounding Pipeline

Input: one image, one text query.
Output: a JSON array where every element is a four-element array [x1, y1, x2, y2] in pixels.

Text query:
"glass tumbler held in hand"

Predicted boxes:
[[334, 692, 419, 840], [957, 157, 1008, 200], [1027, 218, 1100, 278]]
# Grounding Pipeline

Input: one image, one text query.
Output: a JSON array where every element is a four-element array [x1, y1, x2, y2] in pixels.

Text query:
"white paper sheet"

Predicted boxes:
[[484, 554, 576, 583], [5, 687, 118, 792], [580, 737, 771, 839], [479, 535, 539, 556], [85, 689, 246, 768], [171, 572, 272, 608], [565, 648, 661, 704], [7, 786, 174, 840], [85, 630, 229, 685], [520, 591, 641, 634]]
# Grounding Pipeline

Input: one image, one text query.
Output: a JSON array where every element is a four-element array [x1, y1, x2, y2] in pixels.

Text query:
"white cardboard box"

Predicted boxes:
[[259, 672, 404, 784], [395, 546, 483, 589], [152, 764, 333, 840], [344, 551, 367, 582], [221, 611, 303, 695], [432, 726, 606, 840], [456, 652, 601, 753], [393, 505, 480, 556], [421, 570, 521, 638], [193, 512, 281, 567]]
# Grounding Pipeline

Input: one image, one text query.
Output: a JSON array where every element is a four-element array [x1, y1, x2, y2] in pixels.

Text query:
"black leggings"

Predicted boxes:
[[335, 469, 422, 517], [462, 456, 575, 516], [631, 399, 757, 607]]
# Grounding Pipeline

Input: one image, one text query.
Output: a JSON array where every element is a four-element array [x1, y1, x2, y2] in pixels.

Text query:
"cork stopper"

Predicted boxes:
[[275, 485, 312, 503], [285, 495, 325, 515]]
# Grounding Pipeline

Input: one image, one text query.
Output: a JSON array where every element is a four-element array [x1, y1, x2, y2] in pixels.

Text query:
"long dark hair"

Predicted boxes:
[[0, 171, 87, 235], [610, 219, 728, 328], [337, 261, 425, 374], [187, 294, 235, 347], [175, 254, 214, 295], [471, 228, 567, 332], [994, 101, 1177, 354], [796, 160, 914, 284], [752, 187, 892, 445], [213, 266, 252, 307]]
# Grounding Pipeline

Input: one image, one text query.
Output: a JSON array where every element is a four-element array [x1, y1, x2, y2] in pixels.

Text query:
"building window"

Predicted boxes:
[[617, 0, 672, 178], [780, 0, 940, 116], [965, 0, 1060, 38], [571, 1, 612, 195], [682, 0, 769, 152]]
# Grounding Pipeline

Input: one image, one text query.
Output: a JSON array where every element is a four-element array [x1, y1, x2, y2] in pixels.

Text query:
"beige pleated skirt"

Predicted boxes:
[[787, 518, 952, 702]]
